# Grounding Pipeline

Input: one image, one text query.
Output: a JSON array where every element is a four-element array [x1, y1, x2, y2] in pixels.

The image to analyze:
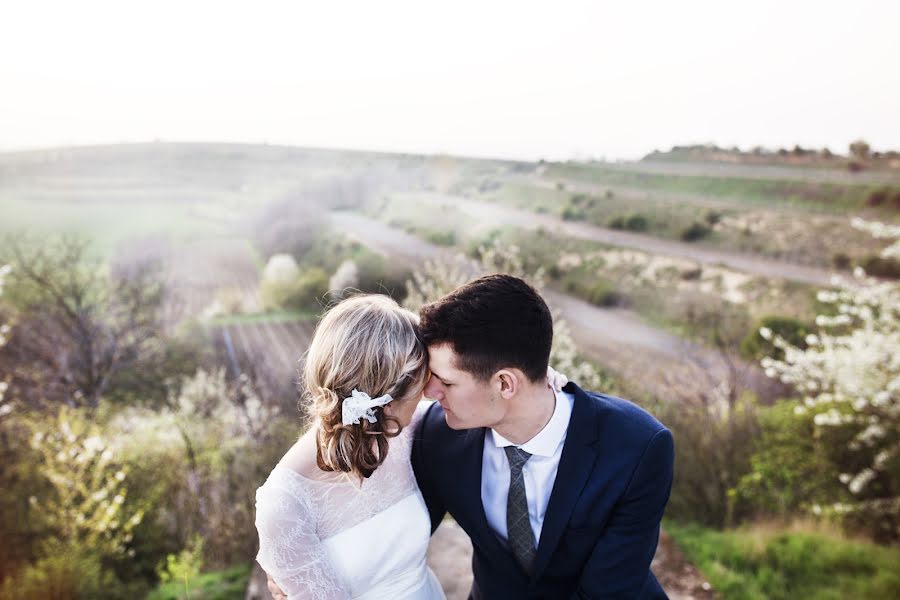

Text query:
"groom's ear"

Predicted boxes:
[[496, 369, 519, 399]]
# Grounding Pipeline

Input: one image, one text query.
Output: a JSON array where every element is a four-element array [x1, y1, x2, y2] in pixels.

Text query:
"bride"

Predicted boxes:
[[254, 294, 442, 600]]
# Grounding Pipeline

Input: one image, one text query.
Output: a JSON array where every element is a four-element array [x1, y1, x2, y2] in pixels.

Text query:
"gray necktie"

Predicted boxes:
[[504, 445, 536, 574]]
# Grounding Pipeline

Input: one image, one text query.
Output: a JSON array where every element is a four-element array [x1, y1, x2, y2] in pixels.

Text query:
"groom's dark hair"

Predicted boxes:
[[418, 274, 552, 383]]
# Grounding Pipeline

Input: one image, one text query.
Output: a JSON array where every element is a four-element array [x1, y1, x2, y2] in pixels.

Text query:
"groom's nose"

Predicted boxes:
[[423, 377, 443, 400]]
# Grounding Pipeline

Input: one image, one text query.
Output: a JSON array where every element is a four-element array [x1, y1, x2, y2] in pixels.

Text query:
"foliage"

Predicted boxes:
[[849, 139, 871, 160], [157, 535, 204, 585], [110, 369, 290, 568], [652, 294, 763, 527], [26, 406, 144, 560], [653, 391, 759, 528], [425, 230, 457, 246], [561, 205, 585, 221], [147, 564, 252, 600], [735, 400, 848, 518], [665, 520, 900, 600], [328, 260, 359, 299], [759, 218, 900, 541], [0, 234, 169, 409], [252, 193, 326, 262], [260, 254, 328, 312], [0, 263, 9, 409], [608, 214, 649, 232], [563, 278, 626, 307], [859, 254, 900, 279], [353, 250, 411, 302], [0, 406, 148, 598], [680, 221, 712, 242], [0, 547, 141, 600], [740, 315, 810, 361]]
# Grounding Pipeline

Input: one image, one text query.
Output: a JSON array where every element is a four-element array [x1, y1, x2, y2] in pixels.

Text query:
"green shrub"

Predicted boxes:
[[624, 214, 649, 232], [860, 255, 900, 279], [681, 222, 712, 242], [564, 279, 626, 307], [735, 401, 846, 518], [425, 230, 456, 246], [608, 216, 626, 229], [570, 193, 588, 205], [157, 535, 204, 587], [354, 251, 411, 301], [740, 315, 811, 361], [866, 187, 891, 207], [705, 210, 723, 225], [0, 548, 142, 600], [832, 253, 852, 270], [261, 267, 328, 311], [561, 206, 585, 221]]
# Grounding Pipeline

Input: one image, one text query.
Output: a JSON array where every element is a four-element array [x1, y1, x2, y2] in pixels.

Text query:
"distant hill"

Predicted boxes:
[[643, 142, 900, 173]]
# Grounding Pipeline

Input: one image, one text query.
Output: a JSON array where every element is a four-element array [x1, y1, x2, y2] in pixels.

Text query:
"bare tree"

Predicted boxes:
[[0, 234, 168, 409]]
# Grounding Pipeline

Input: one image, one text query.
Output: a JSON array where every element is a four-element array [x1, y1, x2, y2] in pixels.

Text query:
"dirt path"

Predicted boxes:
[[416, 193, 835, 287]]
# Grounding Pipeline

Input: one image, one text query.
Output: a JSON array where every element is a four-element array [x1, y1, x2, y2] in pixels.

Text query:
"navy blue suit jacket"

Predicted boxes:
[[411, 382, 674, 599]]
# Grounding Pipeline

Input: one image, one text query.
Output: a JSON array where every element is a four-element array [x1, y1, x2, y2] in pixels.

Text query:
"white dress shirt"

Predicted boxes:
[[481, 387, 574, 547]]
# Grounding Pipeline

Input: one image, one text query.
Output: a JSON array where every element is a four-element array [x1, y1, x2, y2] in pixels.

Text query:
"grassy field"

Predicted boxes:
[[0, 194, 233, 258], [147, 565, 252, 600], [541, 162, 894, 213], [468, 179, 890, 269], [665, 520, 900, 600]]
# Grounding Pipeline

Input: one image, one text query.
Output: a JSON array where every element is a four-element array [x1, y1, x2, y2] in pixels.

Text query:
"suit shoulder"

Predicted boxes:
[[579, 388, 669, 445]]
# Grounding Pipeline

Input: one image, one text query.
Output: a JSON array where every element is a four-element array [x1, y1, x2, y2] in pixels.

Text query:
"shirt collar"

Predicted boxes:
[[490, 387, 572, 457]]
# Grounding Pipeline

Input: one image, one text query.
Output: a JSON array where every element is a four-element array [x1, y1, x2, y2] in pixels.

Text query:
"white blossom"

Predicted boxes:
[[329, 260, 359, 298], [761, 219, 899, 521]]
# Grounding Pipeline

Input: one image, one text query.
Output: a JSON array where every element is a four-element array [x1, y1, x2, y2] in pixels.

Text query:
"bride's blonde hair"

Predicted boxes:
[[302, 294, 428, 478]]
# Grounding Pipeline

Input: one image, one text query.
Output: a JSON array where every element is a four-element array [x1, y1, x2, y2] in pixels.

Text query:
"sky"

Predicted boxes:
[[1, 0, 898, 161]]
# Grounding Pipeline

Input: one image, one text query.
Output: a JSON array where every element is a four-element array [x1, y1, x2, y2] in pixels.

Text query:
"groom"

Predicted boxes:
[[413, 274, 674, 599]]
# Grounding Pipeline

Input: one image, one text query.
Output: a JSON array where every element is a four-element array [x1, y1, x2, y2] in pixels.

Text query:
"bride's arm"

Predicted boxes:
[[255, 471, 351, 600]]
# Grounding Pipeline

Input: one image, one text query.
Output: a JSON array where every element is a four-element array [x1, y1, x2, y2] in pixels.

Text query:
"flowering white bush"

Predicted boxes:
[[112, 368, 279, 454], [262, 254, 300, 284], [107, 368, 284, 561], [27, 406, 144, 558], [759, 218, 899, 534], [329, 259, 360, 298], [404, 240, 610, 390]]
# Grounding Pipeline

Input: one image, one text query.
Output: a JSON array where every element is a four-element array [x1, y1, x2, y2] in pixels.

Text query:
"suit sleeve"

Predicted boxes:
[[411, 402, 448, 533], [572, 428, 675, 599]]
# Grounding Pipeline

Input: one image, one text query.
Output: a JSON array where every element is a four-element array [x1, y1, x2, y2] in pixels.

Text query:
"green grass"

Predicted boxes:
[[543, 163, 877, 212], [147, 564, 252, 600], [0, 194, 231, 258], [665, 520, 900, 600]]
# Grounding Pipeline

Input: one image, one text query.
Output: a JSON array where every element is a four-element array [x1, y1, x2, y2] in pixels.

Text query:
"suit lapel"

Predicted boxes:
[[531, 383, 600, 579], [457, 427, 508, 557]]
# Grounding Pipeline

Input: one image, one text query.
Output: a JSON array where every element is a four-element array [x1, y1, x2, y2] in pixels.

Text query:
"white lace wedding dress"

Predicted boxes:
[[255, 401, 445, 600]]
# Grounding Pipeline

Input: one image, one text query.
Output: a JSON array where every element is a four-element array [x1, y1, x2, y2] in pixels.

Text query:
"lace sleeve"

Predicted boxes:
[[255, 467, 351, 600]]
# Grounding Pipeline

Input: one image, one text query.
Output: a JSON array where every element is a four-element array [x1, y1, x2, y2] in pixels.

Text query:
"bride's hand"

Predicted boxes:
[[547, 366, 568, 392], [267, 573, 287, 600]]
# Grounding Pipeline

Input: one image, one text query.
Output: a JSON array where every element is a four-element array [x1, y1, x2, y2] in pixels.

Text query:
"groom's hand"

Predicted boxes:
[[266, 573, 287, 600]]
